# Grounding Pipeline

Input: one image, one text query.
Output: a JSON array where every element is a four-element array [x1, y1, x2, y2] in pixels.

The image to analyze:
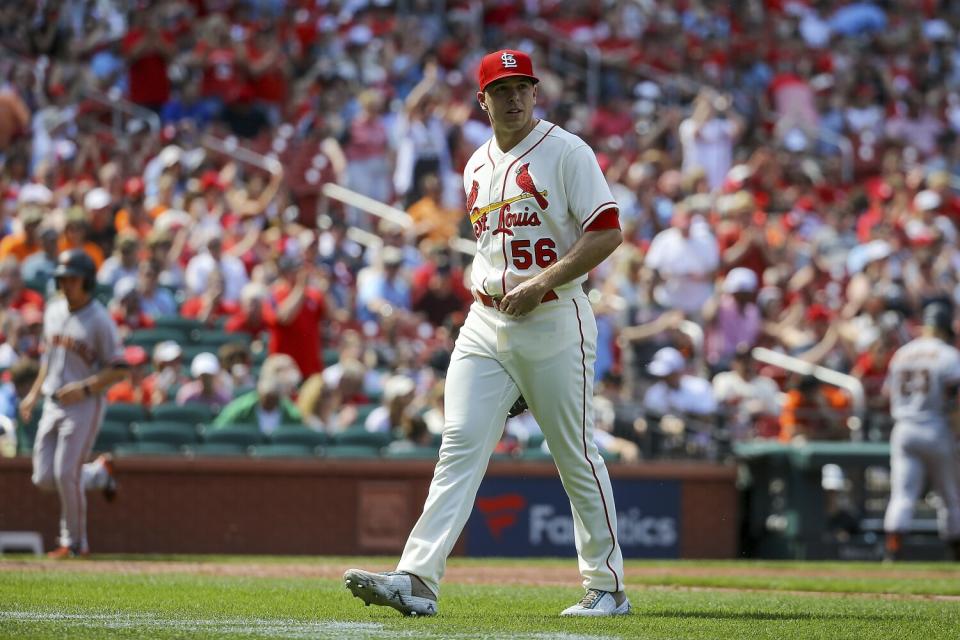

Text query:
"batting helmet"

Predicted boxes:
[[922, 301, 955, 338], [53, 249, 96, 292]]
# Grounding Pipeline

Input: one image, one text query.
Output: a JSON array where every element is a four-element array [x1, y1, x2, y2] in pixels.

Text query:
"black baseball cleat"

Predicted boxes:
[[343, 569, 438, 616]]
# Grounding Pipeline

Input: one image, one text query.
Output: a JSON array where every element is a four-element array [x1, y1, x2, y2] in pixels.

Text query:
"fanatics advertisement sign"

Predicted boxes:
[[466, 477, 681, 558]]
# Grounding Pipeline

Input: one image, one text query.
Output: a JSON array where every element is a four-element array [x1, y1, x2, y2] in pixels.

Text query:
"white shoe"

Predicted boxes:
[[343, 569, 438, 617], [560, 589, 631, 616]]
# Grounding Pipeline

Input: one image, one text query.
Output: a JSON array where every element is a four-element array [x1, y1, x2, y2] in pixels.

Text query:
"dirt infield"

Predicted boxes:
[[3, 559, 959, 602]]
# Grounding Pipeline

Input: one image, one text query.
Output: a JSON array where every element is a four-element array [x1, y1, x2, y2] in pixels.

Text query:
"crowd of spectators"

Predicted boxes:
[[1, 0, 960, 461]]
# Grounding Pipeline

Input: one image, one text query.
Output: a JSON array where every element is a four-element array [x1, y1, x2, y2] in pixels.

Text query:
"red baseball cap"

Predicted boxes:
[[124, 177, 145, 196], [478, 49, 539, 93]]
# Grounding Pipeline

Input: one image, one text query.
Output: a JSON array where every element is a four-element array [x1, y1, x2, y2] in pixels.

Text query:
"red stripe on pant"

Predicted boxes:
[[573, 298, 619, 592]]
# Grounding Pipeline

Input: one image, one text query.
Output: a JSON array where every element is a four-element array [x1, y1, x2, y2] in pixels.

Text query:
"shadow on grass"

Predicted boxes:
[[644, 610, 893, 622]]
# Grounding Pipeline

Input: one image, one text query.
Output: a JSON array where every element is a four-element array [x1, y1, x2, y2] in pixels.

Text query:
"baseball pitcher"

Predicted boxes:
[[346, 49, 628, 616], [21, 250, 126, 558], [883, 302, 960, 561]]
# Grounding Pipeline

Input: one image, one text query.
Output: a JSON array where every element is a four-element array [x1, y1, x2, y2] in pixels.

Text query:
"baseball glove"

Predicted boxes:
[[507, 395, 529, 418]]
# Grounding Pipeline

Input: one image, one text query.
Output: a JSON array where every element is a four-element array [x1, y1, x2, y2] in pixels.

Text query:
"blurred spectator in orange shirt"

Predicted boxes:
[[114, 177, 152, 237], [106, 346, 157, 407], [58, 207, 105, 269], [779, 375, 851, 443], [0, 205, 44, 262], [407, 173, 459, 245]]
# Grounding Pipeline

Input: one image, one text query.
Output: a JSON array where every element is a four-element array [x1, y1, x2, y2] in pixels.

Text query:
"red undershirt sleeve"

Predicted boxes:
[[584, 208, 620, 232]]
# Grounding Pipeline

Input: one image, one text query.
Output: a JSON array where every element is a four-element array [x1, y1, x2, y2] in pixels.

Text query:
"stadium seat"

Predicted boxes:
[[249, 443, 318, 458], [104, 402, 149, 424], [600, 450, 620, 463], [353, 404, 377, 426], [521, 448, 553, 462], [132, 421, 200, 446], [127, 328, 187, 350], [202, 424, 265, 447], [322, 347, 340, 367], [526, 433, 546, 450], [382, 445, 439, 460], [191, 329, 250, 348], [23, 275, 49, 295], [269, 426, 331, 448], [16, 422, 38, 455], [333, 426, 392, 448], [181, 345, 211, 367], [153, 316, 207, 333], [183, 442, 248, 458], [113, 442, 180, 457], [151, 402, 215, 426], [323, 444, 381, 459], [93, 283, 113, 306], [93, 421, 132, 452]]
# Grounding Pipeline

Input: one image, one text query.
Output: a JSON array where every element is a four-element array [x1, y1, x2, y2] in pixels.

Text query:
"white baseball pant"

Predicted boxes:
[[397, 290, 625, 596], [32, 398, 110, 551], [883, 422, 960, 540]]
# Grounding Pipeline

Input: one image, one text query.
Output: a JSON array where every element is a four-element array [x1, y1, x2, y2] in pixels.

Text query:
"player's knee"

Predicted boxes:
[[32, 469, 56, 492], [52, 467, 78, 491]]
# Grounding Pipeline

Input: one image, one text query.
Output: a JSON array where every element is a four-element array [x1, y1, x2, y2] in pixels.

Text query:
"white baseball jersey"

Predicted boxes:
[[464, 119, 616, 298], [886, 336, 960, 427], [41, 297, 124, 397]]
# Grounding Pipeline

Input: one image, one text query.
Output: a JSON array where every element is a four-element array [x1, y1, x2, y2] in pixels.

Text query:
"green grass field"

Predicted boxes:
[[3, 556, 959, 639]]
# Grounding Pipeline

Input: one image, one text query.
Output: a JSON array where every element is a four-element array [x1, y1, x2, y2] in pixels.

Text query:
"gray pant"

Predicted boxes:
[[883, 422, 960, 540], [32, 397, 105, 551]]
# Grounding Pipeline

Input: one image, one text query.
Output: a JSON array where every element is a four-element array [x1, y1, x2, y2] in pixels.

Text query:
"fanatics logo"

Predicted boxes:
[[476, 493, 526, 540], [500, 52, 518, 68]]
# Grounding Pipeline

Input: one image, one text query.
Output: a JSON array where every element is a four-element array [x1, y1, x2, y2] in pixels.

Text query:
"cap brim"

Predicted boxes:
[[480, 73, 539, 93]]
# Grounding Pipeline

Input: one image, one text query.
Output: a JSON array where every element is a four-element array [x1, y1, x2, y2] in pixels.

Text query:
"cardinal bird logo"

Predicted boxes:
[[466, 180, 479, 213], [516, 164, 548, 210]]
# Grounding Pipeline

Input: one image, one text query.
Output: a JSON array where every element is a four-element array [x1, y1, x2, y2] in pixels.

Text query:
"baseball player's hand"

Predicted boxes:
[[54, 382, 89, 406], [19, 393, 38, 422], [498, 280, 547, 318], [507, 395, 528, 418]]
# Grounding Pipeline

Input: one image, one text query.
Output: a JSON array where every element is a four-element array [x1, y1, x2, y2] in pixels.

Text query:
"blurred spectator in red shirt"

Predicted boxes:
[[246, 24, 289, 124], [264, 256, 326, 378], [0, 257, 44, 312], [122, 8, 175, 110], [180, 269, 239, 325], [110, 277, 156, 339], [224, 282, 268, 337]]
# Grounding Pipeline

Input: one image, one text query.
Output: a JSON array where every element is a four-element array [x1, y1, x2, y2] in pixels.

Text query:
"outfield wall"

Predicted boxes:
[[0, 458, 737, 558]]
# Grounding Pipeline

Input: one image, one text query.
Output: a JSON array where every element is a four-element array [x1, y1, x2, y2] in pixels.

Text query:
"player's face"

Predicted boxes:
[[480, 77, 537, 132], [57, 275, 86, 304]]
